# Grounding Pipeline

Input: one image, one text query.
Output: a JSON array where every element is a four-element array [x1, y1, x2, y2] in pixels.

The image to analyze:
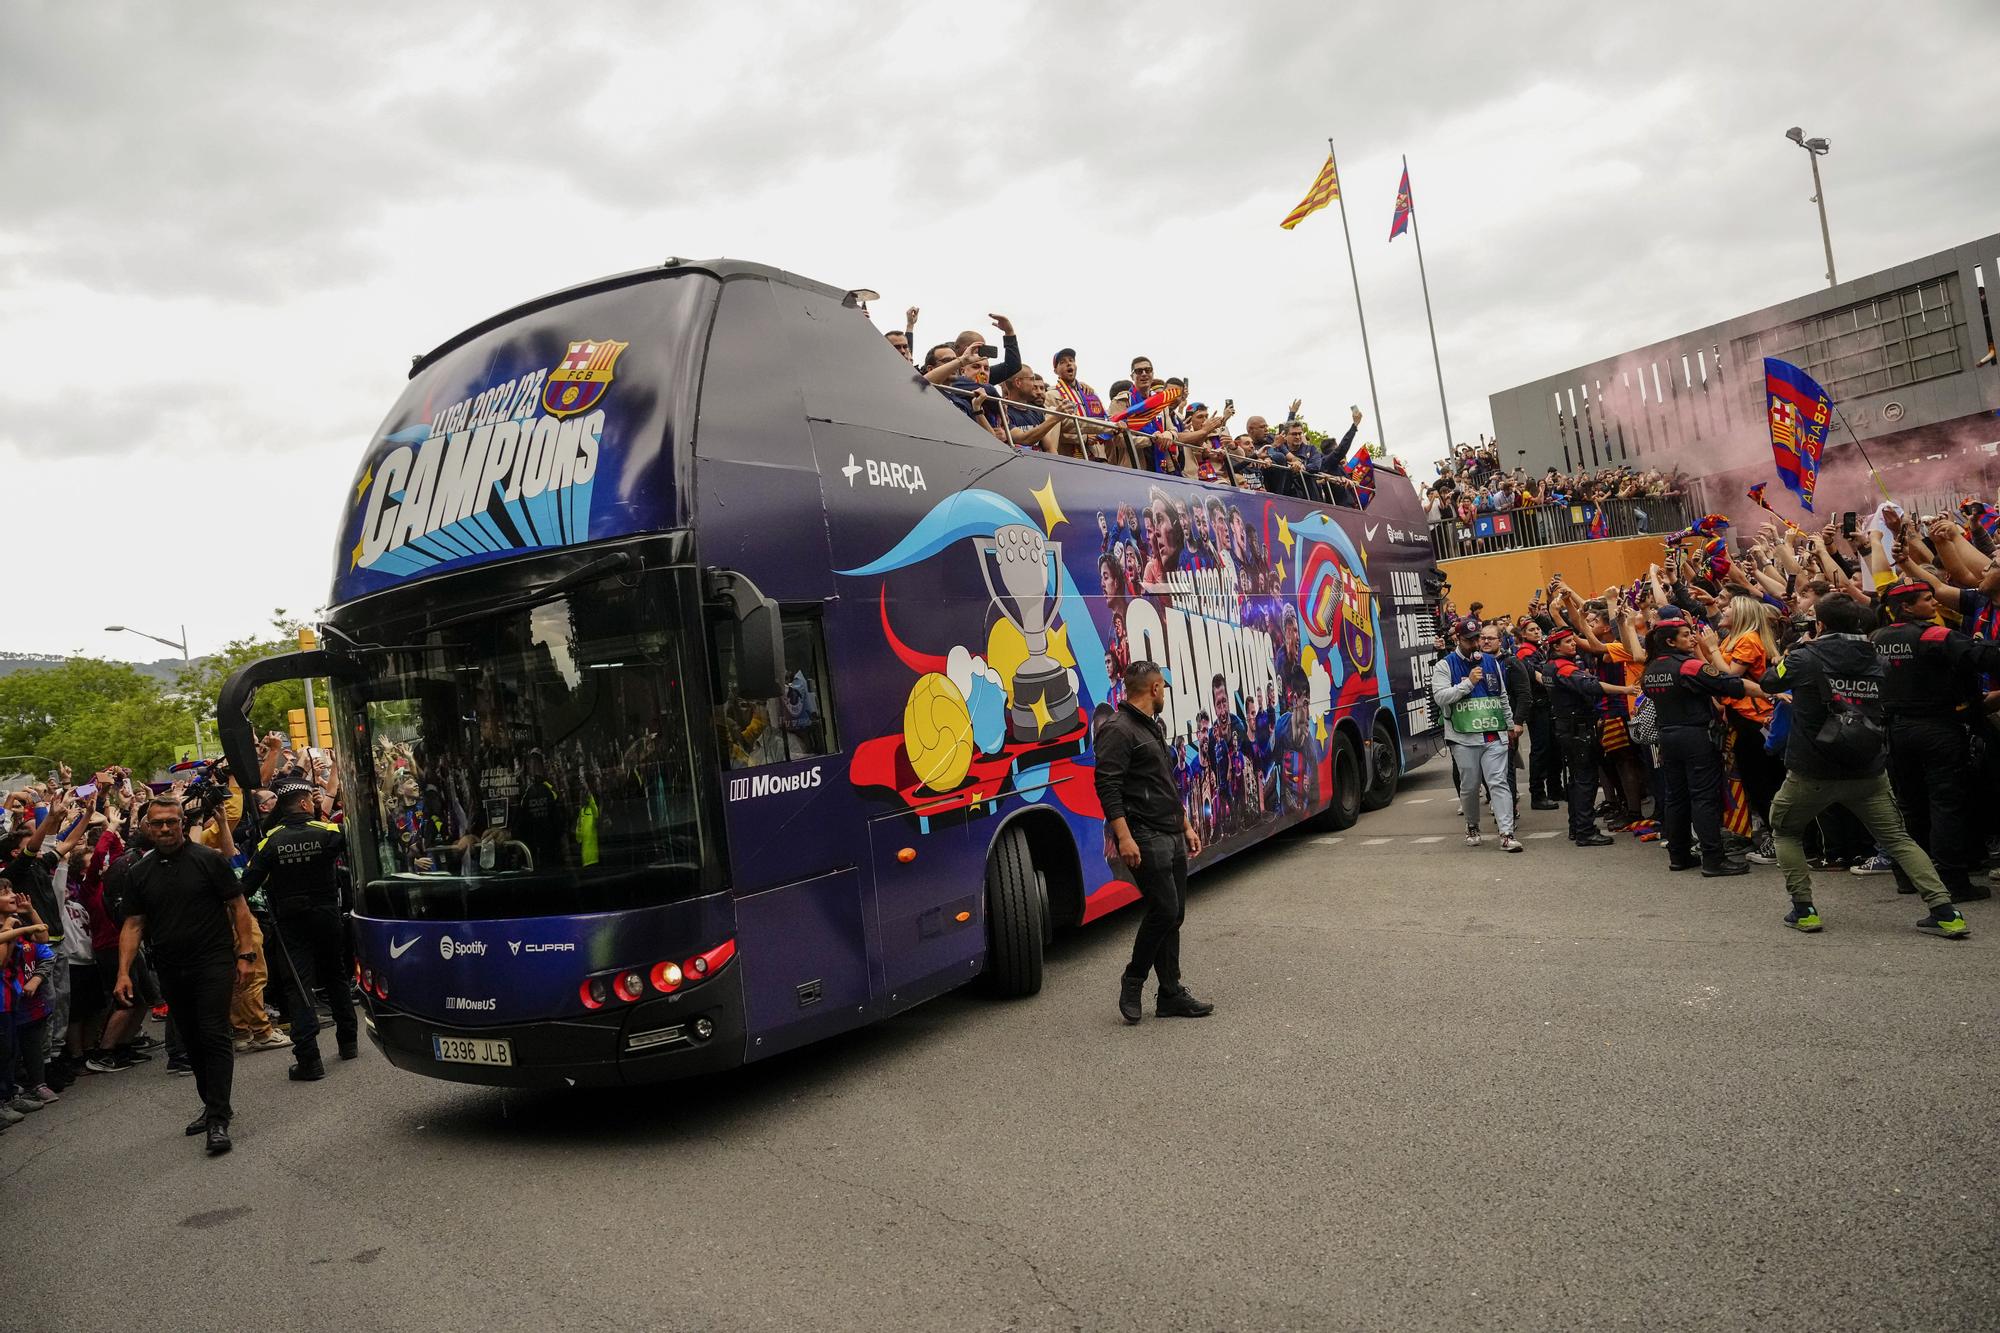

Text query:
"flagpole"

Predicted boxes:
[[1403, 155, 1454, 460], [1830, 403, 1893, 502], [1328, 137, 1386, 450]]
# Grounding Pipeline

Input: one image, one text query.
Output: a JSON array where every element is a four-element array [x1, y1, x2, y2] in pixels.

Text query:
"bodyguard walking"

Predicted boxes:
[[1095, 660, 1213, 1025], [112, 795, 255, 1156]]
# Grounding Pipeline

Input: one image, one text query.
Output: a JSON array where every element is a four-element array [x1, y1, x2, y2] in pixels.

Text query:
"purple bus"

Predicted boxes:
[[218, 260, 1444, 1088]]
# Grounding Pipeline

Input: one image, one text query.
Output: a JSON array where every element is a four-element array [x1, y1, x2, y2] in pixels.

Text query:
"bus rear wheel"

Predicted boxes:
[[1360, 718, 1400, 812], [984, 825, 1047, 997]]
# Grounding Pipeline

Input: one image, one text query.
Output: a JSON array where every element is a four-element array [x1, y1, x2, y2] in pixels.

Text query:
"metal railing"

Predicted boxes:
[[1429, 494, 1701, 560], [930, 381, 1368, 507]]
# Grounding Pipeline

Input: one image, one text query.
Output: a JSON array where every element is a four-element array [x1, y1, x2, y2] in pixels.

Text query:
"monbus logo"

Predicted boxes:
[[727, 766, 824, 802]]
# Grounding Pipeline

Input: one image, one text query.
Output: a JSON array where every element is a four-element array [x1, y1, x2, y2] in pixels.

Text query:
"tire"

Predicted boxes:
[[1322, 730, 1363, 831], [1359, 718, 1400, 812], [984, 825, 1046, 997]]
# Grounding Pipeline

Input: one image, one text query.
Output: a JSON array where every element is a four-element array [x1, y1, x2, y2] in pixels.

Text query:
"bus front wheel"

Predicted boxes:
[[984, 825, 1047, 997], [1360, 718, 1400, 812], [1321, 731, 1363, 831]]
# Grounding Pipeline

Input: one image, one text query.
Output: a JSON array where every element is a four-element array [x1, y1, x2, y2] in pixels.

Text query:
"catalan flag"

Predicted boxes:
[[1765, 357, 1832, 512], [1280, 153, 1340, 231]]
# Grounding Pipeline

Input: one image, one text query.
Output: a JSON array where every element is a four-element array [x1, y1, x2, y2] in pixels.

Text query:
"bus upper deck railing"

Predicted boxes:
[[1428, 494, 1702, 561], [931, 380, 1369, 508]]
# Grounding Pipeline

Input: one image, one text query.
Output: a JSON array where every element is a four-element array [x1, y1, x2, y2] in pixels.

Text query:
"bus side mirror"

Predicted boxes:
[[706, 569, 785, 698]]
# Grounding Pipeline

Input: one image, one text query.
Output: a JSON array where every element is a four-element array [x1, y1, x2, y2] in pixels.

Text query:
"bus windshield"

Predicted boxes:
[[335, 566, 710, 920]]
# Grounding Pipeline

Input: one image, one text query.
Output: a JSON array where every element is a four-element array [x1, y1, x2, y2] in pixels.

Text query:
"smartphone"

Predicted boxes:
[[1840, 511, 1858, 537], [973, 343, 998, 359]]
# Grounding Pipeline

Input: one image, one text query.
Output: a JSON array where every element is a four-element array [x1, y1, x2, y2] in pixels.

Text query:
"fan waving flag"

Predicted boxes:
[[1280, 152, 1340, 231], [1388, 163, 1412, 240], [1344, 449, 1376, 508], [1765, 357, 1832, 512]]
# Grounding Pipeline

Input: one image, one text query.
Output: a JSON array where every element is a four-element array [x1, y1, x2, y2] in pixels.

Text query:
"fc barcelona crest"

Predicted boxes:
[[542, 338, 630, 418]]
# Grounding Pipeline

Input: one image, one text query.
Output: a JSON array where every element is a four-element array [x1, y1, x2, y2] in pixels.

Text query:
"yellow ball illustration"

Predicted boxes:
[[903, 672, 975, 792]]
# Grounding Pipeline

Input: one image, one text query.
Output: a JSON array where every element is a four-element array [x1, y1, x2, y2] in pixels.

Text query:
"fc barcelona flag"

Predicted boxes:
[[1388, 163, 1413, 241], [1344, 449, 1375, 508], [1764, 357, 1832, 512]]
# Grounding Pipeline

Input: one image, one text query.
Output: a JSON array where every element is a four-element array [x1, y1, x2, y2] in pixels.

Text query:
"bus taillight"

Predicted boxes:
[[580, 977, 610, 1010], [687, 939, 737, 980], [649, 961, 684, 994], [613, 970, 647, 1004]]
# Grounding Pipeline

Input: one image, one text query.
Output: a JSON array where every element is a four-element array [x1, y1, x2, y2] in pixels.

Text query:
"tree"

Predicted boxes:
[[176, 610, 332, 745], [0, 657, 194, 776]]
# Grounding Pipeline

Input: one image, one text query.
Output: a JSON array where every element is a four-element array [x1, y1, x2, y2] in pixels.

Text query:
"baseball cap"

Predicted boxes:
[[1053, 347, 1076, 365]]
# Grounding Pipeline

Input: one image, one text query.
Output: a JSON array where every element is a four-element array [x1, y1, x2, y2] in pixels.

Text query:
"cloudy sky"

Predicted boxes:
[[4, 1, 1996, 660]]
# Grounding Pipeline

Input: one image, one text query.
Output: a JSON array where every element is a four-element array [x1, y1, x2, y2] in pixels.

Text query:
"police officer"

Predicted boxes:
[[1875, 579, 2000, 902], [1536, 627, 1638, 846], [240, 777, 355, 1080], [1641, 619, 1767, 876]]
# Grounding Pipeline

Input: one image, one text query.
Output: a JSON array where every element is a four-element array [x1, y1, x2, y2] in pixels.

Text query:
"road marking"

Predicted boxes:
[[1412, 836, 1446, 844], [1312, 836, 1343, 846], [1403, 797, 1434, 804], [1526, 831, 1562, 839], [1362, 837, 1394, 845]]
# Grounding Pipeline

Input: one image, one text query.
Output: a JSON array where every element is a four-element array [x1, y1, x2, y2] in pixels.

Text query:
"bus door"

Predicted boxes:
[[711, 601, 877, 1060]]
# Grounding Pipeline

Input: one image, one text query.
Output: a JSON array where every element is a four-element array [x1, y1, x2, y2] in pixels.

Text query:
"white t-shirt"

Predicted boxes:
[[53, 860, 93, 963]]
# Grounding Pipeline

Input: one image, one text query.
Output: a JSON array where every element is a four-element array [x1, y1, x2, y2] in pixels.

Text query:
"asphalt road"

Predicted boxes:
[[11, 763, 1999, 1333]]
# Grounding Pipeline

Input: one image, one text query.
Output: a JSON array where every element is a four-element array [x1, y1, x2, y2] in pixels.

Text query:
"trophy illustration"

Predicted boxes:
[[979, 524, 1082, 744]]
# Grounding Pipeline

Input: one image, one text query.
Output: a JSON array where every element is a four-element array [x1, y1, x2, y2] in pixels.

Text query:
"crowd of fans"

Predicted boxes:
[[883, 307, 1378, 505], [0, 732, 345, 1145], [1429, 497, 2000, 936], [1422, 440, 1692, 525]]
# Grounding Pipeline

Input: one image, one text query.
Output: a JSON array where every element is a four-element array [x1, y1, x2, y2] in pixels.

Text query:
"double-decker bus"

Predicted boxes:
[[219, 259, 1444, 1088]]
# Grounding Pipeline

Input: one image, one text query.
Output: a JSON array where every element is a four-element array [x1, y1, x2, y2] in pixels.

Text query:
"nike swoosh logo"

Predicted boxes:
[[388, 937, 418, 959]]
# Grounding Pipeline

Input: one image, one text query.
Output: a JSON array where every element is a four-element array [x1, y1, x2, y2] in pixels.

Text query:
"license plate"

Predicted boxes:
[[431, 1034, 513, 1066]]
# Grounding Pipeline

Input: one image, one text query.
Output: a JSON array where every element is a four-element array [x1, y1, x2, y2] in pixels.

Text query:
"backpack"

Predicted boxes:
[[1812, 659, 1887, 768]]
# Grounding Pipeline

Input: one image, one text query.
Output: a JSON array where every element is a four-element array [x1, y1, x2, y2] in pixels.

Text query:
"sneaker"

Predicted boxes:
[[32, 1085, 58, 1104], [149, 1004, 169, 1021], [1849, 853, 1895, 876], [1916, 910, 1971, 939], [1745, 849, 1779, 866], [167, 1059, 195, 1076], [115, 1046, 152, 1064], [247, 1031, 291, 1054], [1465, 827, 1482, 848], [1118, 979, 1143, 1025], [84, 1051, 134, 1074], [0, 1105, 22, 1126], [1156, 987, 1216, 1018], [9, 1094, 45, 1113], [127, 1034, 161, 1052], [1500, 834, 1524, 853], [1784, 905, 1823, 933]]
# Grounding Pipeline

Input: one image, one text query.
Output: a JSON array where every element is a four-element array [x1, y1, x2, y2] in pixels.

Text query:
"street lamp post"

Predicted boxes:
[[105, 623, 204, 761], [1784, 126, 1836, 287]]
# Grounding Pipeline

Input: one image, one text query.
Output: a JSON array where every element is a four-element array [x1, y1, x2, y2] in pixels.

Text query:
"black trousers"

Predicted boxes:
[[1887, 717, 1982, 895], [273, 903, 356, 1061], [1527, 705, 1563, 801], [156, 962, 236, 1122], [1555, 721, 1602, 840], [1658, 727, 1725, 861], [1123, 832, 1188, 991]]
